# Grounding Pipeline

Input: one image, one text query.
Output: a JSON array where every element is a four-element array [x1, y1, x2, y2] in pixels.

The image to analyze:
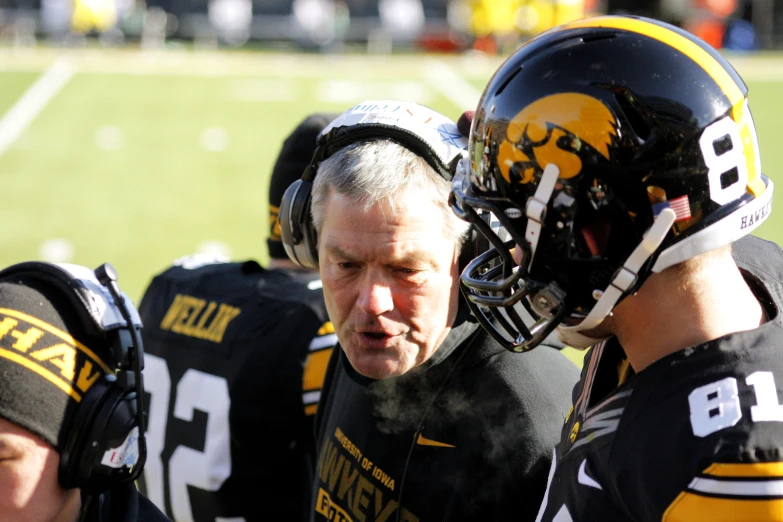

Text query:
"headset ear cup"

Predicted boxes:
[[58, 376, 113, 490], [58, 376, 140, 494], [81, 391, 139, 495], [279, 179, 302, 262], [300, 211, 320, 269], [279, 179, 320, 269]]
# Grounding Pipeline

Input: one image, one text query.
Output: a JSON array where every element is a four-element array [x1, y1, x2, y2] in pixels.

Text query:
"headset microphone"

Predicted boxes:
[[94, 262, 147, 480]]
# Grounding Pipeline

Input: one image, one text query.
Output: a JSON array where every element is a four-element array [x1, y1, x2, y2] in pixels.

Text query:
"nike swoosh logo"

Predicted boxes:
[[578, 459, 602, 490], [416, 433, 456, 448]]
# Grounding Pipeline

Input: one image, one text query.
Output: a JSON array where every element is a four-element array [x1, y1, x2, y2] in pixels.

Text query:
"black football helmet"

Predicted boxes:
[[450, 15, 773, 352]]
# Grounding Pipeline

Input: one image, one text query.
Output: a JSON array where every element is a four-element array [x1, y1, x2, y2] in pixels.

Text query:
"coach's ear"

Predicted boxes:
[[457, 111, 474, 139]]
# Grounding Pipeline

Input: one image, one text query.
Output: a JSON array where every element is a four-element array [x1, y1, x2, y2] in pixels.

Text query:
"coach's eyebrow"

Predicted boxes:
[[323, 245, 356, 261], [322, 242, 442, 269], [390, 251, 438, 270]]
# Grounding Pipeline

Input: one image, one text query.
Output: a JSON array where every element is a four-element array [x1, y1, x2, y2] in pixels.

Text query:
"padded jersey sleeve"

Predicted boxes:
[[661, 461, 783, 522], [302, 320, 337, 416], [611, 336, 783, 522]]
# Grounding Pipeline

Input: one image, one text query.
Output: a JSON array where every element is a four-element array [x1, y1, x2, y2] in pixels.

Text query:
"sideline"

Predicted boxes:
[[0, 58, 76, 158]]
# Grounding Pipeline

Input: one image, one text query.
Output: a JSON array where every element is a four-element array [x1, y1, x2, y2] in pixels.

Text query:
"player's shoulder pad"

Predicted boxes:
[[732, 235, 783, 326], [256, 268, 327, 318], [142, 257, 266, 306], [733, 235, 783, 283], [152, 255, 263, 283], [171, 252, 231, 270]]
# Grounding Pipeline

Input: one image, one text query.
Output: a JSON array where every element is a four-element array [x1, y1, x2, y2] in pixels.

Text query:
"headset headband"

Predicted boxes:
[[0, 262, 142, 334], [51, 263, 142, 331], [280, 101, 470, 269], [306, 100, 468, 181]]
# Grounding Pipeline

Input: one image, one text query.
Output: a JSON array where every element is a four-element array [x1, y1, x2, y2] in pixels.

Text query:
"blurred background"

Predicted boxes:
[[0, 0, 780, 303]]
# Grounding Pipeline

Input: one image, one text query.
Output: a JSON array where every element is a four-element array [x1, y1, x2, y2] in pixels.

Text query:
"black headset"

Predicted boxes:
[[0, 261, 147, 495], [279, 101, 486, 270]]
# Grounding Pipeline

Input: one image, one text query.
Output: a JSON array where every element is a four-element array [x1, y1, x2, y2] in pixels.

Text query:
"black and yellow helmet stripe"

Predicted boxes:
[[558, 16, 744, 107]]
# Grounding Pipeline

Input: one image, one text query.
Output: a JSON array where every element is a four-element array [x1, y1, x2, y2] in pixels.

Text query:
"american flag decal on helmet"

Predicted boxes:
[[653, 195, 692, 223]]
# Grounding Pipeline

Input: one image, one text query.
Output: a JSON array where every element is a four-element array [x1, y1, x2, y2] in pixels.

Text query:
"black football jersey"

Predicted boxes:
[[137, 254, 336, 522], [536, 235, 783, 522]]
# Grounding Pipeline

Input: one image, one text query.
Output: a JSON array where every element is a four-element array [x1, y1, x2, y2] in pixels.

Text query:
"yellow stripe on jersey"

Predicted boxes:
[[303, 349, 333, 392], [704, 462, 783, 477], [269, 205, 282, 240], [303, 322, 336, 416], [663, 494, 783, 521], [558, 17, 744, 107], [663, 462, 783, 522], [317, 321, 335, 336]]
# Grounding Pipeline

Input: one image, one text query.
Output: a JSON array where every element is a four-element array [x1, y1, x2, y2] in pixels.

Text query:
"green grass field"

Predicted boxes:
[[0, 48, 781, 367], [0, 49, 497, 301]]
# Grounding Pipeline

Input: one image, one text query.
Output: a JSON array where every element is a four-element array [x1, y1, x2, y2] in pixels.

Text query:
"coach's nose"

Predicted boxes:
[[356, 277, 394, 317]]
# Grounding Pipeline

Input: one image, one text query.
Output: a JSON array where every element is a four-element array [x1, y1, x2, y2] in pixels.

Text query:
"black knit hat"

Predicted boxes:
[[267, 113, 338, 260], [0, 274, 112, 452]]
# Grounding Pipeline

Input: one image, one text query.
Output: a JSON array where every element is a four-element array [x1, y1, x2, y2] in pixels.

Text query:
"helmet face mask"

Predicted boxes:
[[452, 160, 568, 351], [451, 15, 774, 352]]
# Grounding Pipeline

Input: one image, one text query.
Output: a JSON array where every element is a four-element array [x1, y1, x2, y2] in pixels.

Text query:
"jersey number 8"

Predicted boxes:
[[699, 100, 761, 206]]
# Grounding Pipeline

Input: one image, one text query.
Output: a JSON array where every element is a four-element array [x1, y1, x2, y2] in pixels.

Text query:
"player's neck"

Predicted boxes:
[[612, 250, 765, 373]]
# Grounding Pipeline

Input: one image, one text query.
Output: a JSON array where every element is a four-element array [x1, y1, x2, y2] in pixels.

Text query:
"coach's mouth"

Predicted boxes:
[[363, 332, 388, 340], [356, 329, 399, 349]]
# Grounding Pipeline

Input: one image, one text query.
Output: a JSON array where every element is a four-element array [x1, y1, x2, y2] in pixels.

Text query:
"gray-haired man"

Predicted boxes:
[[280, 101, 579, 522]]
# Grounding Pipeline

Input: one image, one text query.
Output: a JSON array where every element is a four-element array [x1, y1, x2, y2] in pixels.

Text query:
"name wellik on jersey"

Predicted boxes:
[[158, 293, 241, 343], [316, 427, 420, 522]]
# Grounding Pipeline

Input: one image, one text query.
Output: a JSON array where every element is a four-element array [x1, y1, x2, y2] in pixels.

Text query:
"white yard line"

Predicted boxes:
[[425, 59, 482, 112], [0, 58, 76, 158]]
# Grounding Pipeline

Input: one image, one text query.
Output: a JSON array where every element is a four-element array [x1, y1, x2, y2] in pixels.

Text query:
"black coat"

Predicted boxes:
[[311, 307, 580, 522]]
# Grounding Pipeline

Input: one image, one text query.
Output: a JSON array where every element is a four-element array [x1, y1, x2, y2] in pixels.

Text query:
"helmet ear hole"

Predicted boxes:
[[579, 218, 612, 257]]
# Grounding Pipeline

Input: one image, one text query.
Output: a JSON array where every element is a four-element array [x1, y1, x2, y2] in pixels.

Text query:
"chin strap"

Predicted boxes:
[[556, 328, 610, 351], [557, 207, 677, 347], [524, 164, 560, 266]]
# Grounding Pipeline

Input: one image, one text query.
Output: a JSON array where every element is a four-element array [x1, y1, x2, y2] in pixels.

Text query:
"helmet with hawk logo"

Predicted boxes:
[[450, 15, 773, 352]]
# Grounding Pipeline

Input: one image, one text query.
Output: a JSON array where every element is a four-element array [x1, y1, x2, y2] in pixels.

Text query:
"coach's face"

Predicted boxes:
[[319, 190, 460, 379], [0, 418, 80, 522]]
